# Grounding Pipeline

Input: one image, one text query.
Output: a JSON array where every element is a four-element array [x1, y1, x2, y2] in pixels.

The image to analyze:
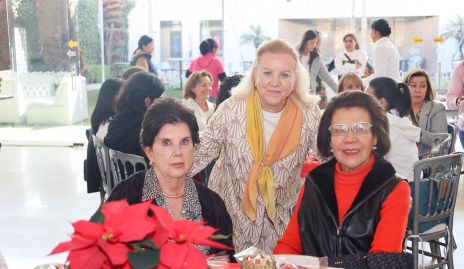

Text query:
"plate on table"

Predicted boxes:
[[273, 254, 323, 268]]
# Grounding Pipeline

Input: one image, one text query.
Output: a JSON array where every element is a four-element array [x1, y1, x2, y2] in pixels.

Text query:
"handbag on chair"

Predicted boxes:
[[327, 252, 413, 269]]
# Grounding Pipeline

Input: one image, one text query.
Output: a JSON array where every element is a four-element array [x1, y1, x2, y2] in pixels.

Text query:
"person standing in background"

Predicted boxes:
[[131, 35, 158, 76], [297, 30, 338, 108], [363, 19, 400, 84], [186, 38, 226, 103], [183, 71, 215, 131], [446, 60, 464, 147], [334, 33, 367, 79]]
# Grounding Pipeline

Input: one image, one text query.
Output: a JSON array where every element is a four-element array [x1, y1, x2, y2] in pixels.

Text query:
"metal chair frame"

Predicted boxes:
[[108, 149, 147, 188], [406, 153, 464, 269], [92, 135, 112, 203]]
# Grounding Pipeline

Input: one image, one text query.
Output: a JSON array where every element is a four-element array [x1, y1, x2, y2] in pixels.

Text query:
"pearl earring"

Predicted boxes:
[[372, 145, 377, 150]]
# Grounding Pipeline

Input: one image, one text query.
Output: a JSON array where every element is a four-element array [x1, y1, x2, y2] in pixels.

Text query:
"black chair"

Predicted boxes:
[[406, 153, 464, 269]]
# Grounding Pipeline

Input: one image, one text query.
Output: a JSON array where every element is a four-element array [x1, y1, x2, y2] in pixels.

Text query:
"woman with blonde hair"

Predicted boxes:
[[183, 71, 215, 131], [191, 39, 321, 253]]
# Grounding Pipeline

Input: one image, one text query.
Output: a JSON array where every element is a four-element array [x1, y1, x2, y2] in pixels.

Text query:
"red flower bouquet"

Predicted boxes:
[[50, 200, 231, 269]]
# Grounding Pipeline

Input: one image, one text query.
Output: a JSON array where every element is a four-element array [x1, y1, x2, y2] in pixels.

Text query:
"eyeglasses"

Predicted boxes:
[[328, 122, 373, 136]]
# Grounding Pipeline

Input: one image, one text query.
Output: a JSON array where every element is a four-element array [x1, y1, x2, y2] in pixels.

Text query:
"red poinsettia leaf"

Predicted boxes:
[[189, 226, 233, 250], [98, 239, 130, 266], [150, 205, 175, 230], [107, 201, 156, 242], [171, 220, 203, 242], [151, 225, 168, 249], [67, 246, 108, 269], [73, 220, 104, 240], [182, 246, 208, 269], [101, 199, 130, 216], [159, 242, 188, 269], [50, 232, 101, 255], [49, 241, 74, 255]]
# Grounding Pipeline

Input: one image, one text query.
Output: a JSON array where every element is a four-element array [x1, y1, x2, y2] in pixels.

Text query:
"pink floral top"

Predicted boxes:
[[446, 61, 464, 130]]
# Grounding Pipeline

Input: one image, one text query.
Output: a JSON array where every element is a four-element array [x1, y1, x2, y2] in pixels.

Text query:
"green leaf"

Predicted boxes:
[[89, 206, 105, 223], [128, 249, 160, 269], [128, 238, 158, 252]]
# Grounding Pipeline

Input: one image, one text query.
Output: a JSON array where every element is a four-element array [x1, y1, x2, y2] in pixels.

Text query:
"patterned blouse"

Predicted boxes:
[[142, 168, 209, 255], [192, 97, 321, 253]]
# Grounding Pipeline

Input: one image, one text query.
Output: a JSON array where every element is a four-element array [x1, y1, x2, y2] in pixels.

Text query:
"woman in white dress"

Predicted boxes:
[[334, 33, 367, 79], [183, 71, 215, 131]]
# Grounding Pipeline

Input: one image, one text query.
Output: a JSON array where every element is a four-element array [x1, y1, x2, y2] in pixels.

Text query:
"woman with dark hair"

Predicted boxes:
[[104, 72, 165, 158], [404, 69, 447, 158], [84, 78, 123, 193], [182, 71, 215, 131], [366, 77, 421, 181], [131, 35, 158, 76], [275, 91, 410, 258], [107, 98, 234, 257], [334, 33, 367, 78], [364, 19, 400, 83], [297, 29, 338, 108], [215, 74, 243, 110], [186, 38, 226, 103]]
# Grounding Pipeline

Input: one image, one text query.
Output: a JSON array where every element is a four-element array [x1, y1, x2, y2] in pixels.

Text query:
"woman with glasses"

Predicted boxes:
[[274, 91, 410, 258], [366, 77, 421, 181]]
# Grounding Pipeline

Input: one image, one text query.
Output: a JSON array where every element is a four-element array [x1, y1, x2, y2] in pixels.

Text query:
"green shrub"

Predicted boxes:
[[84, 64, 111, 84]]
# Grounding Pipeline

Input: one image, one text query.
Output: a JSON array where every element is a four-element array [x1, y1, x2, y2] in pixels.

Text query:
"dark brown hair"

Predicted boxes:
[[343, 33, 360, 50], [140, 98, 200, 148], [183, 71, 213, 99], [403, 68, 434, 101], [337, 72, 363, 94], [317, 91, 390, 158]]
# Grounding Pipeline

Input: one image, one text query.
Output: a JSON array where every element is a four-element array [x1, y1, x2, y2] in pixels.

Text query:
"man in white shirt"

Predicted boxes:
[[363, 19, 400, 85]]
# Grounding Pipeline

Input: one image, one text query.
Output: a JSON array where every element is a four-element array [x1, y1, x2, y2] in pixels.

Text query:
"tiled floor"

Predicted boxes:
[[0, 136, 464, 268]]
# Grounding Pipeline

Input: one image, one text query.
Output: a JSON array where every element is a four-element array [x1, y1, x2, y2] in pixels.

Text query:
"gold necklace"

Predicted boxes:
[[162, 191, 185, 199]]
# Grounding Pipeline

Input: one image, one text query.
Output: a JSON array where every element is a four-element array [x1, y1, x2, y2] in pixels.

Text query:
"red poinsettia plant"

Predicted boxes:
[[50, 199, 231, 269]]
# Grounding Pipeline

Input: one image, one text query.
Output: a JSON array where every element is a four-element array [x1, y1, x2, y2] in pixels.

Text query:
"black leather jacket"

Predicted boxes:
[[298, 157, 402, 257]]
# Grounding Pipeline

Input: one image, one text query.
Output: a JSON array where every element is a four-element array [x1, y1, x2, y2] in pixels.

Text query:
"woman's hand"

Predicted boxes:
[[456, 96, 464, 108]]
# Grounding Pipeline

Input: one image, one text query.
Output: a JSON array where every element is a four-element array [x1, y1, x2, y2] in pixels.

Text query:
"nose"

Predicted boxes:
[[271, 74, 280, 86], [343, 129, 358, 142], [172, 144, 182, 156]]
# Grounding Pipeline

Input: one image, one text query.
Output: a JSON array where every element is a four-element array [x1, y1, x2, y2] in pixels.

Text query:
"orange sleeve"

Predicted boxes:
[[273, 186, 305, 254], [369, 180, 411, 252]]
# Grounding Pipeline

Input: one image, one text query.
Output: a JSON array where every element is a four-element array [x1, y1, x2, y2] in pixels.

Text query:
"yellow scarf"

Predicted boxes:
[[242, 90, 303, 221]]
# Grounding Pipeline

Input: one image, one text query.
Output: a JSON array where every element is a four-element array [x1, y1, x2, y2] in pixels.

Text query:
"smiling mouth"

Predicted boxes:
[[343, 149, 360, 155]]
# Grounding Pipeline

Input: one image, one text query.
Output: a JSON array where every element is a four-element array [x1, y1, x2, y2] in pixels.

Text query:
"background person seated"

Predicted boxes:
[[107, 98, 234, 256], [366, 77, 421, 181], [274, 91, 410, 257], [104, 72, 164, 159], [84, 78, 123, 193], [404, 69, 448, 159]]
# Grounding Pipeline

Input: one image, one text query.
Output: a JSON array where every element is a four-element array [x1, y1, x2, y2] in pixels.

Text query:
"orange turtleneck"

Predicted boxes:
[[274, 155, 410, 254]]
